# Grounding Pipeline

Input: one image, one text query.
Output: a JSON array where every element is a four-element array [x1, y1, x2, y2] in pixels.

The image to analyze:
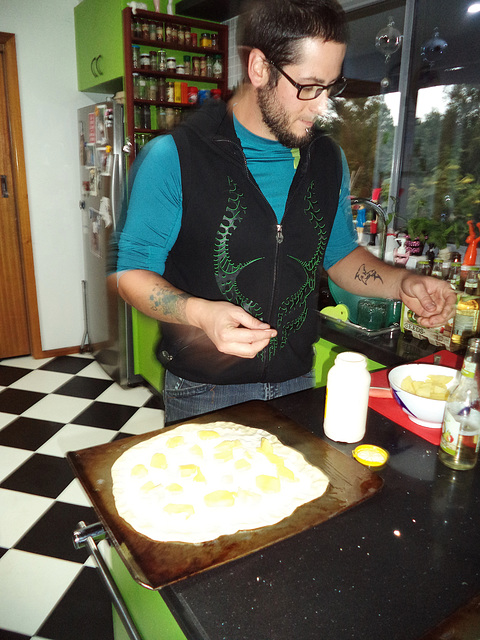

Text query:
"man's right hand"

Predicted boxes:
[[186, 298, 277, 358], [117, 269, 276, 359]]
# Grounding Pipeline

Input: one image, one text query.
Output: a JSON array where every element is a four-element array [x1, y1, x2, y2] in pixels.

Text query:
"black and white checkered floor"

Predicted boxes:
[[0, 353, 165, 640]]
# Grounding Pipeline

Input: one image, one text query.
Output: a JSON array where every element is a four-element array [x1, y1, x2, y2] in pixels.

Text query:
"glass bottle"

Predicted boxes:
[[431, 258, 443, 279], [464, 267, 480, 296], [439, 338, 480, 470], [447, 262, 461, 290], [451, 293, 480, 345], [416, 260, 431, 276]]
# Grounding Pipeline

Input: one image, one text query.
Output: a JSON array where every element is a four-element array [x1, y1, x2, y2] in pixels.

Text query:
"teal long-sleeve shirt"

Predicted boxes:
[[117, 116, 358, 276]]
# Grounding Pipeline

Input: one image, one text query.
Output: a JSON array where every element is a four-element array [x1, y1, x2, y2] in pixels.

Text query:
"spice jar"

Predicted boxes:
[[187, 86, 198, 103], [165, 107, 175, 130], [133, 19, 142, 39], [183, 55, 191, 75], [213, 55, 222, 78], [192, 57, 201, 76], [133, 73, 140, 99], [157, 107, 166, 130], [166, 57, 177, 71], [200, 32, 211, 47], [206, 55, 213, 77], [138, 76, 147, 100], [178, 25, 185, 45], [416, 260, 431, 277], [200, 56, 207, 76], [158, 78, 166, 102], [149, 51, 158, 71], [148, 77, 157, 101], [166, 81, 175, 102], [158, 50, 167, 71], [132, 45, 140, 68], [184, 27, 191, 45], [140, 52, 150, 70]]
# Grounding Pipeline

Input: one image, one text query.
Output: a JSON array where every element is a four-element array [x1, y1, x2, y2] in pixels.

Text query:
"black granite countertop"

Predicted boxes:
[[317, 314, 443, 368], [160, 386, 480, 640]]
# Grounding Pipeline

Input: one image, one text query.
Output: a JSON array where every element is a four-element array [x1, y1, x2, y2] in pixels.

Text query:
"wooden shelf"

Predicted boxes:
[[123, 6, 228, 162]]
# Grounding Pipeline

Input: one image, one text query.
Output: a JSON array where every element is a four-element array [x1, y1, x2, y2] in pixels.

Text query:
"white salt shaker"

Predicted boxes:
[[323, 351, 371, 443]]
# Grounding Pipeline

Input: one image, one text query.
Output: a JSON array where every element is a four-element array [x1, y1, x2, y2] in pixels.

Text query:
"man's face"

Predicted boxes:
[[257, 37, 346, 148]]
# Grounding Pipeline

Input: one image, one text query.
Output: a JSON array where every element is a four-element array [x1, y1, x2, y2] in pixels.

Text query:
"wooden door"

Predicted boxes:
[[0, 34, 41, 359], [0, 46, 29, 357]]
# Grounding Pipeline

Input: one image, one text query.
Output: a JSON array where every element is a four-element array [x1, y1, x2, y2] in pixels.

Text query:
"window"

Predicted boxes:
[[326, 0, 480, 253]]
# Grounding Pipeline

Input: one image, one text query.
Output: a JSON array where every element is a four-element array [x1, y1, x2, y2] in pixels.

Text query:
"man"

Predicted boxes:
[[117, 0, 456, 423]]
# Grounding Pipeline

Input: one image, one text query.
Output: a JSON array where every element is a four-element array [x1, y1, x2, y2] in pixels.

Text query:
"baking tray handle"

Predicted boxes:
[[73, 521, 142, 640]]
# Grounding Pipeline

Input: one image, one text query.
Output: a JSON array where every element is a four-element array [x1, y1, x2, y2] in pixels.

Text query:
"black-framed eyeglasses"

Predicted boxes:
[[269, 61, 347, 100]]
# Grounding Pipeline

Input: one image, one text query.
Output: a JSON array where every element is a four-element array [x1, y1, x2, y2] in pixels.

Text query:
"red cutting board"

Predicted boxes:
[[368, 350, 462, 445]]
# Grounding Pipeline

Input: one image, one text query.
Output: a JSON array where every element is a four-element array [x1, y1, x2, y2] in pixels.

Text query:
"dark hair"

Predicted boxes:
[[237, 0, 348, 72]]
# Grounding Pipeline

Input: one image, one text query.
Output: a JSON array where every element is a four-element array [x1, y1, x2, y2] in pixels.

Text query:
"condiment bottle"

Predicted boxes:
[[416, 260, 431, 276], [431, 258, 443, 279], [447, 262, 461, 290], [465, 267, 480, 296], [451, 294, 480, 345], [323, 352, 370, 443], [439, 337, 480, 470]]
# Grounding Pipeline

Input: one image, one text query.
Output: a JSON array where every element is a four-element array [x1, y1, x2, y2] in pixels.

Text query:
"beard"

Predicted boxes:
[[257, 85, 314, 149]]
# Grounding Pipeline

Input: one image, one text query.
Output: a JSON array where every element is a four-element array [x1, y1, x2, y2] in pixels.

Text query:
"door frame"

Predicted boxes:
[[1, 32, 42, 358]]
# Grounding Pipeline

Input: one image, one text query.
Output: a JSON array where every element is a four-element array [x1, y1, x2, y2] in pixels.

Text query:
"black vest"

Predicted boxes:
[[158, 101, 342, 384]]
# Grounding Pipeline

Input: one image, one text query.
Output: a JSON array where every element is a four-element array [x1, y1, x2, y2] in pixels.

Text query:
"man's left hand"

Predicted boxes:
[[399, 274, 457, 328]]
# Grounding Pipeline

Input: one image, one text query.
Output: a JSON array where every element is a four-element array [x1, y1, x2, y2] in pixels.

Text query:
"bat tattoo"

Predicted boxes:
[[355, 264, 384, 285]]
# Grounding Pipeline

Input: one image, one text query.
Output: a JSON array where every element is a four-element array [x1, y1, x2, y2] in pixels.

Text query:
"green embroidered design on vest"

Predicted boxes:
[[214, 178, 327, 362], [265, 181, 328, 360], [214, 177, 264, 317]]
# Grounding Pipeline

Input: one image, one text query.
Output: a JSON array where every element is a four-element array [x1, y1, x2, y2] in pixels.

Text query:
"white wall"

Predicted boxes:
[[0, 0, 105, 352]]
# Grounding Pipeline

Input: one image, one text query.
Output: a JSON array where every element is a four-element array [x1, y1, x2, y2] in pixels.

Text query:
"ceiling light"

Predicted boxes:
[[467, 3, 480, 14]]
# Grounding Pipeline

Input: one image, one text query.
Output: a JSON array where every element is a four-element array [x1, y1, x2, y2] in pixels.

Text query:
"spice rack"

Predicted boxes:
[[123, 7, 228, 161]]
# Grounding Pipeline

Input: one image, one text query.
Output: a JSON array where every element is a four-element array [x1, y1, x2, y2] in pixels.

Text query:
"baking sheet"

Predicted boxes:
[[67, 401, 383, 590]]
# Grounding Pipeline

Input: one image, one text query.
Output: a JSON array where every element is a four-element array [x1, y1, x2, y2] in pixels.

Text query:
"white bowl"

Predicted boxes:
[[387, 364, 459, 428]]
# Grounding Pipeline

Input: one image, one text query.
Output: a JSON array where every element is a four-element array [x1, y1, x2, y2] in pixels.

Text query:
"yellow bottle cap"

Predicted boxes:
[[352, 444, 389, 468]]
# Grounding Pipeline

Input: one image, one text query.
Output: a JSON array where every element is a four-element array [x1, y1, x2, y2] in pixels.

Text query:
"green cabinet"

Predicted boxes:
[[74, 0, 126, 91], [74, 0, 178, 92]]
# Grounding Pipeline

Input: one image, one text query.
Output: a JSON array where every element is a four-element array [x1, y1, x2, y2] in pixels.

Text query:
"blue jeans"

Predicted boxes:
[[163, 370, 315, 424]]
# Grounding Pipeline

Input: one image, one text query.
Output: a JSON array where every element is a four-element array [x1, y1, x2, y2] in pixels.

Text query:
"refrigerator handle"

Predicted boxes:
[[110, 153, 119, 231]]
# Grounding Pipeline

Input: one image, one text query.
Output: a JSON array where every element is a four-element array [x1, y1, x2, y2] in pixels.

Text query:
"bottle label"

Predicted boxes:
[[461, 360, 476, 378], [441, 409, 480, 457], [440, 410, 461, 456]]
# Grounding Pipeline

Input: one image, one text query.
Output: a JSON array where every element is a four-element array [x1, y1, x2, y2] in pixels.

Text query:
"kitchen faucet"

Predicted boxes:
[[351, 197, 389, 261]]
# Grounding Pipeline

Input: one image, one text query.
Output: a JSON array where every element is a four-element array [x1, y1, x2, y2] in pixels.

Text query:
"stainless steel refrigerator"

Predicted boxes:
[[77, 100, 140, 387]]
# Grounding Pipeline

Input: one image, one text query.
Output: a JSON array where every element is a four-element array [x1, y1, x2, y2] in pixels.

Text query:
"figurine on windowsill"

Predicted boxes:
[[463, 220, 480, 266], [394, 232, 410, 267], [425, 242, 436, 266]]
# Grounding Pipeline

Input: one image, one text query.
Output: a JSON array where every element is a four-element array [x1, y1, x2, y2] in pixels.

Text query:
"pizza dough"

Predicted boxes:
[[111, 421, 329, 544]]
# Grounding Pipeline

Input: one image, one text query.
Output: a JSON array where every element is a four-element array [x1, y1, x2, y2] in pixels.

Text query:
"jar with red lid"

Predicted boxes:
[[187, 86, 198, 103]]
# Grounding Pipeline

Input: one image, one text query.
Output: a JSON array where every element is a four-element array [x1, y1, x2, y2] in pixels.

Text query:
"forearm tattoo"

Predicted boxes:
[[354, 264, 384, 286], [149, 283, 192, 321]]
